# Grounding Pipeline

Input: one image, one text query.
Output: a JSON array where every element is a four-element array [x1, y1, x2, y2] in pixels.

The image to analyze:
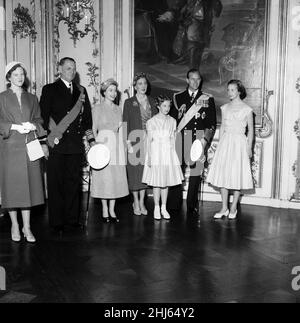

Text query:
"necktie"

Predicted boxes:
[[68, 83, 72, 95], [190, 92, 195, 103]]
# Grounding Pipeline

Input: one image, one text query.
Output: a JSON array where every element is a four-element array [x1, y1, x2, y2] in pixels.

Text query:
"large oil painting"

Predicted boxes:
[[134, 0, 268, 125]]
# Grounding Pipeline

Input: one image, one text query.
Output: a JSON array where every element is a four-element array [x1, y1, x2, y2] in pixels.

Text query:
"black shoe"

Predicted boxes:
[[102, 217, 110, 224], [110, 216, 120, 223]]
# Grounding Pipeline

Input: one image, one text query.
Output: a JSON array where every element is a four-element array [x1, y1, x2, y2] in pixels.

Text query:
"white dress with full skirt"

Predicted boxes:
[[142, 115, 184, 188], [206, 104, 254, 190]]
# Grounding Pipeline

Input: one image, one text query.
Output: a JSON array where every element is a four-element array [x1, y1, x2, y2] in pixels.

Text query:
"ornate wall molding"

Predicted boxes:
[[255, 89, 274, 138], [12, 1, 37, 94], [291, 1, 300, 202], [12, 3, 37, 40], [271, 0, 289, 199], [54, 0, 98, 48]]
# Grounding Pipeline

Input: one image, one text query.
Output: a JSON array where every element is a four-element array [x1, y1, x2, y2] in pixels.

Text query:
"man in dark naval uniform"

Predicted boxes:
[[169, 69, 217, 216], [40, 57, 95, 232]]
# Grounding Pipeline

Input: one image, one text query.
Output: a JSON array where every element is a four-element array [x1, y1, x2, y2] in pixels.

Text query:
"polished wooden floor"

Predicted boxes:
[[0, 195, 300, 303]]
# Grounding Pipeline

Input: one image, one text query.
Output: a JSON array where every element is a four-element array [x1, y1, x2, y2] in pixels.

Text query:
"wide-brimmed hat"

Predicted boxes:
[[5, 61, 26, 78], [100, 78, 119, 92], [190, 139, 204, 163], [87, 144, 111, 170]]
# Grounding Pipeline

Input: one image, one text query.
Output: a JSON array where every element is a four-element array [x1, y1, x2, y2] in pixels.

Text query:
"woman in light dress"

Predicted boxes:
[[206, 80, 254, 220], [143, 96, 184, 221], [91, 79, 129, 223]]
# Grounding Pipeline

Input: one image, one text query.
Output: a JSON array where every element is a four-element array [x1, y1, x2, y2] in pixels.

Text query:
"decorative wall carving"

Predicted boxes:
[[86, 62, 100, 105], [255, 90, 274, 139], [12, 1, 37, 94], [12, 3, 37, 40], [54, 0, 98, 48]]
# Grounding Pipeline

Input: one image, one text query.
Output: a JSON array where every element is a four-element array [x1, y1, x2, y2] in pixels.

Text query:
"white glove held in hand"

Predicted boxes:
[[11, 124, 30, 134], [22, 122, 37, 132]]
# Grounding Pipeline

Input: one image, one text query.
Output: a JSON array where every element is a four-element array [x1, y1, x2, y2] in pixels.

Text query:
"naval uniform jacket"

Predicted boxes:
[[173, 89, 217, 163], [40, 79, 93, 155]]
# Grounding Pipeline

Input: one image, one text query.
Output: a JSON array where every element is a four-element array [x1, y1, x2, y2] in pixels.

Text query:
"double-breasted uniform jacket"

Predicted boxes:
[[173, 89, 217, 163], [40, 79, 93, 154]]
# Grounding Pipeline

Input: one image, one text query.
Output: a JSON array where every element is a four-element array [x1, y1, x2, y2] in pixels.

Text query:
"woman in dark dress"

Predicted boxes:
[[0, 62, 47, 243], [123, 73, 157, 216]]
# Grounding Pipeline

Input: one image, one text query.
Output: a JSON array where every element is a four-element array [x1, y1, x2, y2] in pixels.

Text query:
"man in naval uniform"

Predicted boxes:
[[40, 57, 95, 232], [169, 69, 217, 216]]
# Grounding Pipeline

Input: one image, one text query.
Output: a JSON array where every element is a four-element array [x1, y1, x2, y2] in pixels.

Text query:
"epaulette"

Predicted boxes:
[[173, 90, 185, 110]]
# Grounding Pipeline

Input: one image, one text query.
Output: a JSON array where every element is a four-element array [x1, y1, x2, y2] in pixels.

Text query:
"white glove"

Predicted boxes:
[[11, 124, 30, 134], [22, 122, 37, 132]]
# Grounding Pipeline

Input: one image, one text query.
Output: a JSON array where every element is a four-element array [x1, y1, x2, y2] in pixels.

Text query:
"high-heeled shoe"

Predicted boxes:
[[154, 207, 161, 221], [110, 216, 120, 223], [133, 203, 141, 216], [22, 228, 36, 243], [109, 210, 120, 223], [214, 210, 230, 220], [229, 210, 238, 220], [11, 226, 21, 242], [161, 207, 171, 220], [102, 216, 110, 223]]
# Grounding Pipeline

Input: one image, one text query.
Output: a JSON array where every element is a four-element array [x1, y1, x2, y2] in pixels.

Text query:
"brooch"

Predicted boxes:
[[54, 138, 60, 145]]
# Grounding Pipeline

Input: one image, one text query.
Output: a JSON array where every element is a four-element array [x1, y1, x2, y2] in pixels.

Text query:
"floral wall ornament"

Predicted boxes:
[[296, 77, 300, 94], [86, 62, 100, 106], [54, 0, 98, 48], [295, 119, 300, 140], [12, 3, 37, 40]]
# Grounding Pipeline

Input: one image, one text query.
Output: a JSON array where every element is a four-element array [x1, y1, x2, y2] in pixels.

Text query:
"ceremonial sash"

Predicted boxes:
[[177, 94, 210, 133], [47, 86, 85, 148]]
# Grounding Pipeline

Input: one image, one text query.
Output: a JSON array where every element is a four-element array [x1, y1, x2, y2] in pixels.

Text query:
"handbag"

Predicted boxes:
[[26, 132, 45, 162]]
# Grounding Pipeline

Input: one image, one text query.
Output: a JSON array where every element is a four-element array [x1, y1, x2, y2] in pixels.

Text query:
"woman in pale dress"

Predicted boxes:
[[91, 79, 129, 223], [206, 80, 254, 220], [143, 96, 184, 221]]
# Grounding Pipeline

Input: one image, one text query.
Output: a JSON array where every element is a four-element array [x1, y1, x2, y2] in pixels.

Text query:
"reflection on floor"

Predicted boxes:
[[0, 196, 300, 303]]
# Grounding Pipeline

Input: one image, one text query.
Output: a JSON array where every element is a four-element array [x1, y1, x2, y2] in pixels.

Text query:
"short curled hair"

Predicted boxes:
[[133, 72, 151, 95], [155, 95, 172, 107], [228, 79, 247, 100]]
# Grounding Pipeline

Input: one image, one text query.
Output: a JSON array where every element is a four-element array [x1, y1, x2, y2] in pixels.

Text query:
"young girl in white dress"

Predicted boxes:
[[143, 96, 184, 221], [206, 80, 254, 220]]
